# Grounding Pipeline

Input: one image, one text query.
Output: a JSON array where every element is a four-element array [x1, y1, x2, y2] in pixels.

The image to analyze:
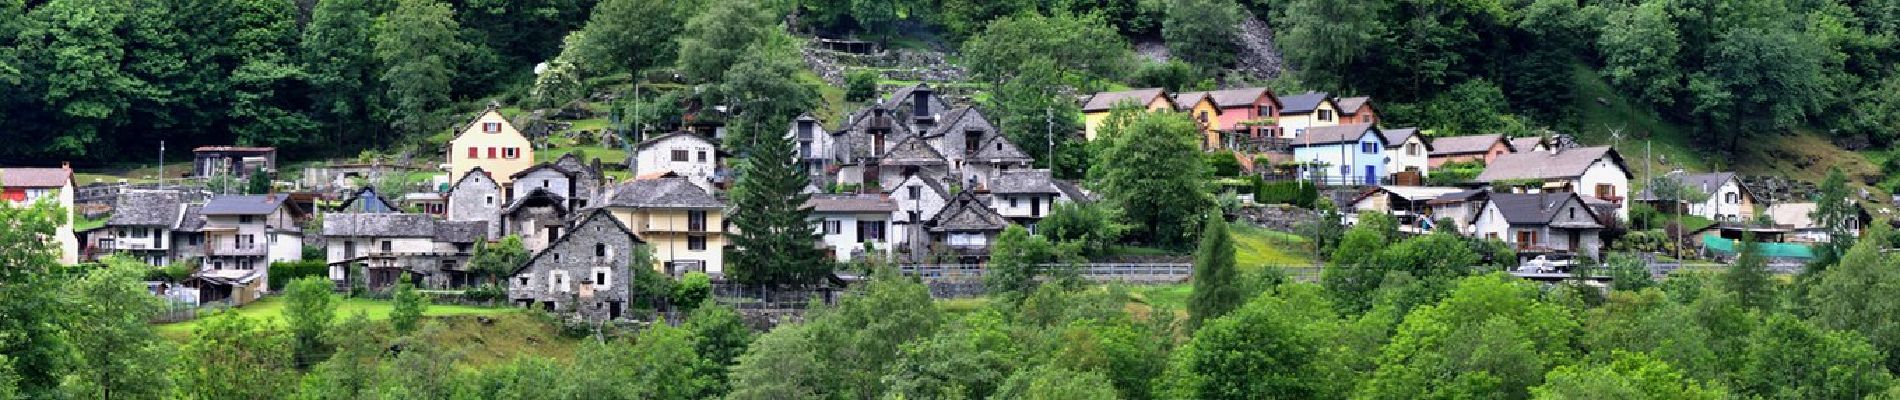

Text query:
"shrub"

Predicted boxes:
[[674, 272, 713, 307], [1129, 60, 1202, 92], [1204, 151, 1241, 177], [845, 70, 880, 102], [269, 260, 330, 291], [1254, 180, 1319, 208]]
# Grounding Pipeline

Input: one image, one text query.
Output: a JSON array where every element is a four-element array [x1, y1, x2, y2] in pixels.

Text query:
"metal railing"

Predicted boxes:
[[898, 262, 1194, 283]]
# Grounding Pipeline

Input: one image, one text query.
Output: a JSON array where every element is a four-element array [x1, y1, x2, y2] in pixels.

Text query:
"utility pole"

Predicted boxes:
[[158, 140, 165, 188], [1045, 107, 1054, 172]]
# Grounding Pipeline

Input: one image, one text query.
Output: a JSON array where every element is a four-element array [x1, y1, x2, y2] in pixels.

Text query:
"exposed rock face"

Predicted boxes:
[[801, 40, 969, 86], [1231, 13, 1285, 80], [1240, 204, 1318, 232], [1740, 175, 1821, 204]]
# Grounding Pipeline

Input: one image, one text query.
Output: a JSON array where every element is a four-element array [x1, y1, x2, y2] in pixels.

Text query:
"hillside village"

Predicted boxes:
[[8, 0, 1900, 398]]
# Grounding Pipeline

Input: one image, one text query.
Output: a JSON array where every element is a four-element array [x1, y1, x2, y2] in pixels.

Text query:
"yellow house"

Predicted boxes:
[[601, 175, 727, 276], [1172, 92, 1222, 150], [1275, 92, 1340, 139], [449, 107, 534, 185], [1080, 88, 1177, 141]]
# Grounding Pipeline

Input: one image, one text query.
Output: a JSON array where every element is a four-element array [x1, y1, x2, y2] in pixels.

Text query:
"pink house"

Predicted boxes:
[[1172, 87, 1282, 151]]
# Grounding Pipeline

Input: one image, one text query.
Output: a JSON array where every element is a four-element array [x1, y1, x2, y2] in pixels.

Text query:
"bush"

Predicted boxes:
[[845, 70, 880, 102], [463, 283, 506, 302], [673, 272, 713, 307], [1426, 160, 1486, 186], [269, 260, 330, 291], [1254, 180, 1319, 208], [1129, 60, 1202, 92], [1204, 150, 1241, 177]]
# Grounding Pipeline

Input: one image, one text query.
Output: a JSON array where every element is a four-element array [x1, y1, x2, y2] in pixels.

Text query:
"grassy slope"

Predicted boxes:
[[157, 297, 515, 336], [1231, 224, 1317, 269]]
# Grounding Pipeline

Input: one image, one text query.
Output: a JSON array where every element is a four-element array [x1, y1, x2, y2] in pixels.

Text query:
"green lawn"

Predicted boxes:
[[1231, 224, 1318, 269], [157, 297, 516, 336], [537, 144, 628, 164], [74, 216, 106, 232], [1128, 284, 1191, 310]]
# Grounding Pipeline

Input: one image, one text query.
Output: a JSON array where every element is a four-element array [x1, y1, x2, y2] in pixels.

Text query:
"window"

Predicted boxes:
[[688, 210, 707, 231], [1407, 143, 1420, 156], [672, 150, 689, 161], [908, 211, 920, 222], [1726, 192, 1740, 204], [518, 274, 531, 286], [188, 235, 201, 246], [1318, 109, 1334, 121], [238, 235, 256, 249], [593, 268, 612, 289], [468, 147, 479, 159], [687, 235, 707, 251], [550, 271, 567, 293], [1361, 142, 1377, 154], [858, 221, 885, 242], [239, 215, 254, 224], [1595, 184, 1615, 200], [595, 243, 607, 257], [484, 195, 494, 205], [907, 186, 920, 200], [483, 122, 501, 133], [1339, 165, 1350, 176], [381, 240, 391, 253], [542, 180, 550, 188], [697, 151, 707, 162], [1009, 197, 1018, 208], [503, 148, 519, 159], [1568, 207, 1576, 219], [488, 147, 497, 158], [1256, 105, 1271, 116], [823, 220, 842, 235], [1197, 111, 1209, 123]]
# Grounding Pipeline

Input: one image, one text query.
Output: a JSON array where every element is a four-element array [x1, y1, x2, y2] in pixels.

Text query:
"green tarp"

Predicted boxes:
[[1703, 235, 1817, 259]]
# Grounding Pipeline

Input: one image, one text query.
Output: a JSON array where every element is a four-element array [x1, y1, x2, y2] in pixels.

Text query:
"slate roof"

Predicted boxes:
[[337, 187, 400, 213], [451, 106, 509, 140], [1430, 134, 1510, 155], [502, 188, 569, 215], [1427, 189, 1489, 205], [1475, 146, 1630, 182], [1634, 172, 1746, 201], [1336, 97, 1371, 115], [1082, 88, 1170, 112], [1053, 180, 1092, 202], [175, 204, 206, 231], [108, 190, 189, 226], [0, 168, 71, 188], [887, 174, 950, 198], [1485, 192, 1601, 227], [990, 169, 1060, 194], [634, 131, 716, 150], [1383, 128, 1429, 150], [201, 195, 285, 215], [930, 191, 1010, 232], [1511, 137, 1545, 152], [880, 136, 948, 166], [1290, 123, 1382, 147], [452, 167, 499, 191], [804, 194, 899, 213], [602, 177, 724, 209], [881, 83, 941, 110], [433, 220, 488, 243], [322, 213, 438, 237], [1277, 92, 1332, 114], [970, 136, 1032, 162], [509, 209, 642, 276]]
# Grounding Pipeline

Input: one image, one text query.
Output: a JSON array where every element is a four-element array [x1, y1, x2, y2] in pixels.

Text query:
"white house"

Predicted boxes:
[[1470, 192, 1606, 259], [1347, 186, 1468, 234], [1, 166, 78, 264], [1275, 92, 1341, 139], [1382, 128, 1432, 178], [888, 174, 951, 261], [1475, 146, 1632, 220], [789, 114, 834, 172], [805, 194, 899, 262], [1290, 123, 1387, 186], [633, 132, 719, 192], [987, 169, 1064, 229], [1635, 172, 1760, 223]]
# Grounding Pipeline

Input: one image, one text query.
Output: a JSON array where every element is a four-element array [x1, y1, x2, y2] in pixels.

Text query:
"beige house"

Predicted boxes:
[[1080, 88, 1177, 141], [600, 175, 727, 276], [1, 166, 77, 264], [448, 107, 534, 185]]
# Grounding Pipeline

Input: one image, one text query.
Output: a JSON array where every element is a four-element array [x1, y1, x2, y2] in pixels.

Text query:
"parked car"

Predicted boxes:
[[1519, 254, 1577, 273]]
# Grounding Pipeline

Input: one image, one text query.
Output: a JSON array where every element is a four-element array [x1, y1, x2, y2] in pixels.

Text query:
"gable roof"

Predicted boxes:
[[322, 213, 438, 237], [880, 136, 948, 166], [634, 131, 716, 150], [201, 195, 285, 216], [1277, 92, 1332, 114], [990, 169, 1060, 194], [433, 220, 488, 243], [924, 106, 990, 138], [1053, 180, 1092, 202], [0, 167, 72, 188], [175, 204, 206, 231], [1172, 91, 1211, 111], [451, 106, 512, 140], [929, 191, 1009, 232], [1382, 128, 1429, 150], [1349, 186, 1470, 206], [108, 190, 189, 226], [970, 135, 1032, 162], [804, 194, 898, 213], [1635, 172, 1751, 202], [337, 187, 400, 213], [452, 167, 499, 191], [1510, 136, 1545, 152], [1336, 96, 1372, 115], [887, 174, 949, 198], [1484, 192, 1602, 227], [881, 83, 946, 110], [1291, 123, 1382, 147], [502, 187, 569, 215], [602, 177, 724, 209], [509, 209, 643, 276], [1429, 134, 1510, 155], [1475, 146, 1631, 182], [1200, 88, 1277, 108], [1082, 88, 1171, 112]]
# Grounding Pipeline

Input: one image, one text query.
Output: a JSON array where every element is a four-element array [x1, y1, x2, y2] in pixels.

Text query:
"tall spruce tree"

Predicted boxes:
[[1188, 214, 1242, 329], [726, 120, 828, 286], [1725, 231, 1774, 311]]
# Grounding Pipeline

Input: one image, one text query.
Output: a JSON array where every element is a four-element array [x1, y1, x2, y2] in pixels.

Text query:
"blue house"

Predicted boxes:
[[1290, 123, 1387, 186]]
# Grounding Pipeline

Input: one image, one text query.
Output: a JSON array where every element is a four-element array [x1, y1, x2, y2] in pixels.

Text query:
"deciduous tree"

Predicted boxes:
[[1091, 110, 1211, 249]]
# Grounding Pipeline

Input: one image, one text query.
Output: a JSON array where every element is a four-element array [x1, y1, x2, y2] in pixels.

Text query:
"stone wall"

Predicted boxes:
[[1240, 204, 1320, 232]]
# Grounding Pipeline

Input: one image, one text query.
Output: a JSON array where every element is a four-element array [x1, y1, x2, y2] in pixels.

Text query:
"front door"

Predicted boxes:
[[1568, 231, 1581, 252], [1030, 196, 1042, 217], [1364, 165, 1377, 185]]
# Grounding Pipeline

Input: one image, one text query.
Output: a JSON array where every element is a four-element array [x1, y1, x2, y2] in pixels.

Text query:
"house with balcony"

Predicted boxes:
[[1289, 123, 1389, 186], [600, 175, 726, 276], [927, 190, 1011, 262], [189, 194, 303, 304], [806, 194, 898, 262], [1, 166, 78, 264], [832, 105, 920, 190], [987, 169, 1067, 229], [1080, 88, 1177, 141], [507, 209, 643, 320], [323, 213, 486, 290], [1347, 186, 1470, 234], [1475, 146, 1632, 220], [97, 190, 191, 265], [1174, 88, 1283, 151], [1382, 128, 1432, 181], [632, 132, 718, 193], [1275, 92, 1340, 139], [1470, 192, 1606, 260], [789, 113, 834, 173]]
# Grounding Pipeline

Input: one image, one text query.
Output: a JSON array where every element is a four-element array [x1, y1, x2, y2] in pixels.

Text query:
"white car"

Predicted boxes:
[[1519, 255, 1577, 273]]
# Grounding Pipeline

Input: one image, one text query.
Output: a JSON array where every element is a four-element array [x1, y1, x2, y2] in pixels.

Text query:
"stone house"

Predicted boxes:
[[507, 209, 642, 320], [928, 190, 1011, 262], [987, 169, 1065, 229], [511, 153, 605, 211], [790, 113, 834, 173], [880, 83, 952, 133], [600, 175, 727, 276], [877, 136, 950, 191], [831, 106, 919, 189], [97, 190, 190, 265], [191, 146, 276, 180], [447, 167, 504, 240], [323, 213, 485, 290], [888, 174, 950, 261], [500, 188, 571, 252]]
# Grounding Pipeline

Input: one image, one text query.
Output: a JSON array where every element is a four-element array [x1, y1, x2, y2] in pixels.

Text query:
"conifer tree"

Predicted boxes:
[[1724, 231, 1773, 311], [1188, 214, 1241, 329], [726, 120, 828, 286]]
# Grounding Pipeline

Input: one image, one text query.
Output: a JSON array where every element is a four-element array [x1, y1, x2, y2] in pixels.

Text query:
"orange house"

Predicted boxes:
[[1173, 88, 1282, 151], [1426, 134, 1515, 167], [1336, 96, 1379, 125]]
